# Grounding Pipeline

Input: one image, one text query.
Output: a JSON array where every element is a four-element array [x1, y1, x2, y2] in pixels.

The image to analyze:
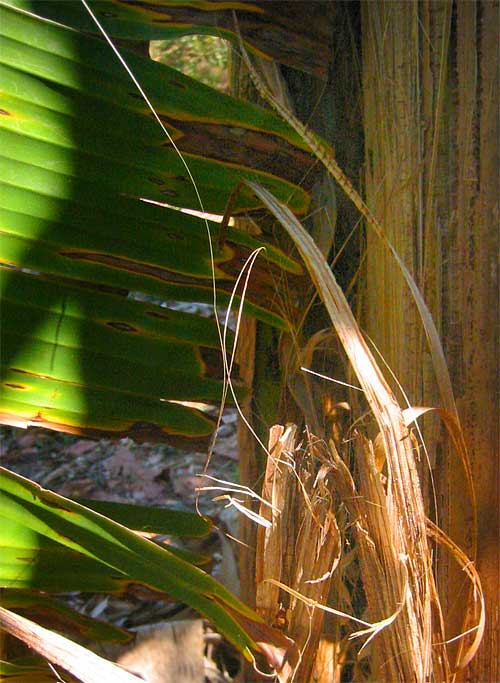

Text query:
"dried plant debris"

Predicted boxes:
[[255, 425, 341, 682], [246, 183, 483, 682], [254, 423, 483, 682]]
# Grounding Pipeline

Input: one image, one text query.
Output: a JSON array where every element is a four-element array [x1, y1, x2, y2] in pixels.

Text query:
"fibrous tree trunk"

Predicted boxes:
[[362, 2, 499, 680], [234, 0, 498, 680]]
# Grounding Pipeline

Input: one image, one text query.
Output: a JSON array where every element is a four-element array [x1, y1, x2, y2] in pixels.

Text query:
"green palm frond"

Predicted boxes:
[[0, 0, 310, 442]]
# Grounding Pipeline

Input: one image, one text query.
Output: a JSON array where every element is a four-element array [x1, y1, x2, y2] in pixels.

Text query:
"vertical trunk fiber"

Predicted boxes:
[[362, 1, 425, 401], [362, 1, 499, 679], [447, 3, 499, 679]]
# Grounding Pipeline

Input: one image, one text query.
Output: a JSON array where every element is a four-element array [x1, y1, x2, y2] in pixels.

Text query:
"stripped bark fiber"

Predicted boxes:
[[234, 3, 494, 678], [249, 184, 458, 682], [255, 424, 340, 683], [255, 419, 451, 683], [326, 435, 449, 682]]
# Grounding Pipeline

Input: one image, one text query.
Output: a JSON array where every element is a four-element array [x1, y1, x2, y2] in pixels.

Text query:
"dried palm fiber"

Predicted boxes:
[[361, 0, 448, 534], [362, 2, 495, 675], [255, 424, 341, 682], [362, 0, 431, 409], [248, 182, 445, 681], [360, 6, 446, 674]]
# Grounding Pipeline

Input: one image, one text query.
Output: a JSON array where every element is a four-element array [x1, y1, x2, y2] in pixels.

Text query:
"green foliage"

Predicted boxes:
[[0, 466, 273, 660], [151, 35, 230, 92], [0, 0, 306, 442], [0, 0, 305, 669]]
